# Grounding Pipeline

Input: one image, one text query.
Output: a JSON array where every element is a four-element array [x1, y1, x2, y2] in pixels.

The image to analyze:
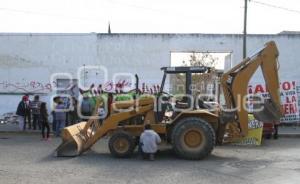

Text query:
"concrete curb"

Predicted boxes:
[[278, 133, 300, 138], [0, 131, 42, 135]]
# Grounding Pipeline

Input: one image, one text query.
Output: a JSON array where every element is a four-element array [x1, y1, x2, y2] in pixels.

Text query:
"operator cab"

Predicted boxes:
[[156, 66, 217, 122]]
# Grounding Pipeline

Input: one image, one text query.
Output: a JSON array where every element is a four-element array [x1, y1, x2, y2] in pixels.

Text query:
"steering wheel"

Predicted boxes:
[[159, 91, 173, 101]]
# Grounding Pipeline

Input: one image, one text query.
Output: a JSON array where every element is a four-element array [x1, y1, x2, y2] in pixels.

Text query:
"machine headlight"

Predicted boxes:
[[164, 111, 173, 118]]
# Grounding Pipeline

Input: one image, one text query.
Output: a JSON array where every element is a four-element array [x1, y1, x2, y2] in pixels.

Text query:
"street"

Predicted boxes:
[[0, 134, 299, 184]]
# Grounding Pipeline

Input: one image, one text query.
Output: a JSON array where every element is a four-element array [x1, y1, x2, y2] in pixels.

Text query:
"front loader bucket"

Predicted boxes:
[[54, 122, 89, 157], [55, 139, 79, 157], [54, 97, 156, 157]]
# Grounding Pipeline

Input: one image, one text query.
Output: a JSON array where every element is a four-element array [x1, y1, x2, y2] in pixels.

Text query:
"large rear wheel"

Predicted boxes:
[[171, 117, 215, 160], [108, 131, 135, 158]]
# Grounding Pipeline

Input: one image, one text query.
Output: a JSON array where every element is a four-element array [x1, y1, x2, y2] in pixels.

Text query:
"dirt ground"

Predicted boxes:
[[0, 133, 299, 184]]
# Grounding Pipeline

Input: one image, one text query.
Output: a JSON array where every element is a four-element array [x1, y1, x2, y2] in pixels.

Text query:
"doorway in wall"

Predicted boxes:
[[170, 51, 232, 105], [171, 52, 231, 70]]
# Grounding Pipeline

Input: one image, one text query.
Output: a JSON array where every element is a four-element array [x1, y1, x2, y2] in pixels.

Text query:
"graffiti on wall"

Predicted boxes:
[[0, 79, 160, 95], [79, 80, 160, 96], [0, 80, 56, 94]]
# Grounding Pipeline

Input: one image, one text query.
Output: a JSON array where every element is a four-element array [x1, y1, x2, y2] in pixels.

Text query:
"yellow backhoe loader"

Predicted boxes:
[[55, 41, 282, 160]]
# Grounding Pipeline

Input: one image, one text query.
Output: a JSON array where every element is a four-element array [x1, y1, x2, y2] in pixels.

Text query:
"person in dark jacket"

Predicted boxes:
[[54, 99, 66, 137], [51, 96, 60, 132], [67, 97, 79, 125], [30, 95, 42, 130], [16, 96, 29, 130], [24, 94, 31, 130], [81, 96, 93, 121], [40, 102, 50, 140]]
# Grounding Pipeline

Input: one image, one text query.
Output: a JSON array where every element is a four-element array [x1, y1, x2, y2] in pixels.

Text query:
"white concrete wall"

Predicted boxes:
[[0, 33, 300, 115], [0, 33, 97, 114]]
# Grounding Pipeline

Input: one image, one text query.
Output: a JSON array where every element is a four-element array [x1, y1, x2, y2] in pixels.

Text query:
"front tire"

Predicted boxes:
[[171, 117, 215, 160], [108, 131, 135, 158]]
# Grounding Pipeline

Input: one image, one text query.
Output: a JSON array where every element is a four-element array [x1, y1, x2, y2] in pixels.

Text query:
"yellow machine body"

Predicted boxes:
[[55, 41, 282, 159]]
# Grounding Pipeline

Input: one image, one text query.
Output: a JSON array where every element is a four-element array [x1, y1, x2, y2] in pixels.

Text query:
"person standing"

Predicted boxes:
[[68, 97, 79, 125], [30, 95, 42, 130], [139, 124, 161, 161], [54, 99, 66, 137], [81, 96, 93, 121], [51, 96, 60, 132], [40, 102, 50, 140], [23, 94, 32, 130], [16, 96, 29, 131], [273, 121, 280, 139]]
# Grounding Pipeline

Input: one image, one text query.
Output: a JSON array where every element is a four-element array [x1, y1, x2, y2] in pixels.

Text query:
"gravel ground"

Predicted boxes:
[[0, 133, 299, 184]]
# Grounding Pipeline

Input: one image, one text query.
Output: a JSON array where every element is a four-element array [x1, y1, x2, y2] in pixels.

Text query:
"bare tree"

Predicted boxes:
[[181, 52, 218, 97], [182, 52, 218, 68]]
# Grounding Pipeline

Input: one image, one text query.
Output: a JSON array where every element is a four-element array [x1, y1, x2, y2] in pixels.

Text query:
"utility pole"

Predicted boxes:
[[108, 22, 111, 34], [243, 0, 248, 59]]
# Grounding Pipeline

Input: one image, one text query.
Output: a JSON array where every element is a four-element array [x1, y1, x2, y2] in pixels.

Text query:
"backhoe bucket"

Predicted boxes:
[[253, 98, 282, 123], [54, 122, 90, 157]]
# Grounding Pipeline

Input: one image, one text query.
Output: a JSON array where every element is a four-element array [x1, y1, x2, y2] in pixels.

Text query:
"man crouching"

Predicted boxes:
[[140, 124, 161, 161]]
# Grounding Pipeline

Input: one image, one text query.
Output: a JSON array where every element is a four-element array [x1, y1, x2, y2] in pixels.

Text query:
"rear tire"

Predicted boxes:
[[171, 117, 215, 160], [108, 131, 135, 158]]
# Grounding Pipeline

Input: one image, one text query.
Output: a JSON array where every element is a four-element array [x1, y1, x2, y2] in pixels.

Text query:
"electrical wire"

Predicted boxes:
[[251, 0, 300, 15]]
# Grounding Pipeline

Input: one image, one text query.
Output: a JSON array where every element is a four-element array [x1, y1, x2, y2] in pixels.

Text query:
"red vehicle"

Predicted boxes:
[[263, 121, 279, 139]]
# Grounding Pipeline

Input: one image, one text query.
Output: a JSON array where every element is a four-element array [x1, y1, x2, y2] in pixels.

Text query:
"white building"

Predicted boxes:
[[0, 32, 299, 121]]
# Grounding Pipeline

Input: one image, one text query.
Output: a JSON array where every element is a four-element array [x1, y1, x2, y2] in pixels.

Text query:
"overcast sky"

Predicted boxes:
[[0, 0, 299, 34]]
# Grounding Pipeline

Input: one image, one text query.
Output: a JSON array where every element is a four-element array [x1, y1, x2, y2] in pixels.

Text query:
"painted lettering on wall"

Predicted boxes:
[[248, 81, 299, 123]]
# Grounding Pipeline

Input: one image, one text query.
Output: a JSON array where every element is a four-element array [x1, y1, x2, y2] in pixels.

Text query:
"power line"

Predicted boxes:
[[251, 0, 300, 15]]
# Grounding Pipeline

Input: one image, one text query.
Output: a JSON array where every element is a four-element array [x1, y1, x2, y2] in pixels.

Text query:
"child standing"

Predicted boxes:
[[40, 102, 50, 140]]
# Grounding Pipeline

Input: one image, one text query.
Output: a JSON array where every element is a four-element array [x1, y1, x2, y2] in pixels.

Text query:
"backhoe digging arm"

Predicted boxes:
[[220, 41, 283, 140]]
